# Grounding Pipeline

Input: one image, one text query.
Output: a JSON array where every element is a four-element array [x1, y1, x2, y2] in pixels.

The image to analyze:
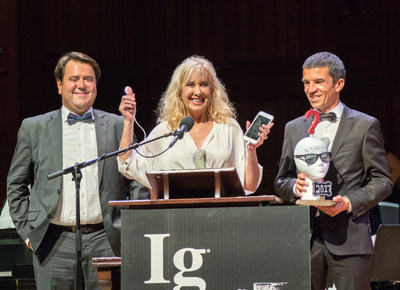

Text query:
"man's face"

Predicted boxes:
[[57, 60, 97, 115], [302, 67, 344, 114]]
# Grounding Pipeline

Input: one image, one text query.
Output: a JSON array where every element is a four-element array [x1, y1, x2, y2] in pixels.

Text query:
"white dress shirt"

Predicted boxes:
[[313, 102, 344, 150], [51, 106, 102, 226]]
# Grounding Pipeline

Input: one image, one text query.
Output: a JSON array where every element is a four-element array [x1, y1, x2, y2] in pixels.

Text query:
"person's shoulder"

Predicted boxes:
[[343, 105, 378, 123], [22, 110, 60, 125], [285, 115, 305, 128], [93, 109, 123, 122], [93, 109, 120, 118], [214, 118, 244, 137], [153, 120, 169, 132], [227, 118, 240, 127], [217, 118, 242, 131], [288, 115, 305, 123], [146, 120, 168, 137]]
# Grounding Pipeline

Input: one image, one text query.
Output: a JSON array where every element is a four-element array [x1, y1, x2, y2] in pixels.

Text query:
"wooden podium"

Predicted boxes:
[[103, 169, 311, 289], [146, 167, 246, 199]]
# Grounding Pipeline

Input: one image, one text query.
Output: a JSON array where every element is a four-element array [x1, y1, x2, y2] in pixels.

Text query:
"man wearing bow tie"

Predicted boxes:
[[7, 51, 148, 289], [275, 52, 392, 289]]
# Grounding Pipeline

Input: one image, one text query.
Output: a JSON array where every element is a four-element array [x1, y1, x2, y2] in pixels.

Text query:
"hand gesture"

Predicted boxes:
[[316, 195, 350, 217], [119, 86, 136, 121], [295, 173, 308, 198], [246, 121, 274, 151]]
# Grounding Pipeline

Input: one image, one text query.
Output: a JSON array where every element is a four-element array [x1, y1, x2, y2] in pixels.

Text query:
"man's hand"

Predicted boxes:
[[27, 240, 33, 251], [316, 195, 350, 217], [295, 173, 308, 198]]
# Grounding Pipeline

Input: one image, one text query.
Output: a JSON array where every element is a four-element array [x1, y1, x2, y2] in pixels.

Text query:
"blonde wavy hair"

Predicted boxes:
[[156, 55, 237, 130]]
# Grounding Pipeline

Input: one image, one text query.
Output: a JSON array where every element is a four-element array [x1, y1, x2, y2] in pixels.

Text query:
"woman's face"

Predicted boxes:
[[181, 71, 211, 120]]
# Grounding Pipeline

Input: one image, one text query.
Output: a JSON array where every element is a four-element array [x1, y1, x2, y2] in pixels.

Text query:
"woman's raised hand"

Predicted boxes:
[[119, 86, 136, 121]]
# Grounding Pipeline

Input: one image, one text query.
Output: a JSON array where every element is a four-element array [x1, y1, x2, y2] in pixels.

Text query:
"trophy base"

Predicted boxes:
[[296, 199, 336, 206]]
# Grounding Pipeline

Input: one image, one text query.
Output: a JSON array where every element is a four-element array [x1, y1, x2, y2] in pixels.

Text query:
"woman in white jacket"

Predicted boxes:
[[118, 55, 273, 193]]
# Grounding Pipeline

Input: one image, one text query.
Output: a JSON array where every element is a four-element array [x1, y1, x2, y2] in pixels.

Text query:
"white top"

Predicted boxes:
[[51, 106, 103, 226], [118, 118, 262, 192], [313, 102, 344, 150]]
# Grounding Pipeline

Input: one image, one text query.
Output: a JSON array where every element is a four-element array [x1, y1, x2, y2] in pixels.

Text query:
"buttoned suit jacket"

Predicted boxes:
[[275, 104, 392, 255], [7, 108, 142, 258]]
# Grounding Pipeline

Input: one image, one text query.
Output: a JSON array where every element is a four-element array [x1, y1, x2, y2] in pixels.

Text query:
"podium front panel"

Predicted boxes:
[[121, 206, 310, 289]]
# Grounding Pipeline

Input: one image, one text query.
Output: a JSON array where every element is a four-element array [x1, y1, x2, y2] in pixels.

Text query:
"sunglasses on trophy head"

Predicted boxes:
[[295, 152, 332, 165]]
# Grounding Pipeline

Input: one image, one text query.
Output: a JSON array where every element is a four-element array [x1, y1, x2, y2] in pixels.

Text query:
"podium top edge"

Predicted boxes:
[[109, 195, 281, 209], [145, 167, 237, 175]]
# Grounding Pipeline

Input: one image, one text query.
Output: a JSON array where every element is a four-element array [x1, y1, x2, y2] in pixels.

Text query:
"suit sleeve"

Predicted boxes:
[[274, 122, 298, 203], [127, 180, 150, 200], [6, 120, 33, 242], [122, 130, 151, 200], [347, 118, 392, 218]]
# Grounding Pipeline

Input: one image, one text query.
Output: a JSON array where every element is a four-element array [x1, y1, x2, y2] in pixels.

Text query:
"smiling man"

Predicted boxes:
[[56, 58, 98, 115], [7, 51, 148, 289], [274, 52, 392, 289]]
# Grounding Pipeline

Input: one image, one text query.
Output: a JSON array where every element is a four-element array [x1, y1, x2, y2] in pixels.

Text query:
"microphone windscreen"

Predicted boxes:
[[180, 117, 194, 132]]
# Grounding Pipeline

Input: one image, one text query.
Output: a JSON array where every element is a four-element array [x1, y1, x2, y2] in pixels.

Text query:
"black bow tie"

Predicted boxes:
[[320, 112, 337, 122], [67, 112, 93, 125]]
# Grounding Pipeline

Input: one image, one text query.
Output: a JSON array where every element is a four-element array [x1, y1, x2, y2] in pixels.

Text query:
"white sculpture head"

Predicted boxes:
[[294, 137, 331, 181]]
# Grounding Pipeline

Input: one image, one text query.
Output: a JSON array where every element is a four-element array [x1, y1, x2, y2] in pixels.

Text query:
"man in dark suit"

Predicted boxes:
[[275, 52, 392, 289], [7, 51, 148, 289]]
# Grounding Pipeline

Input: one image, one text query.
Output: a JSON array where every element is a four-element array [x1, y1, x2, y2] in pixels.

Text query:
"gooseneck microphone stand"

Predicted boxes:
[[47, 131, 175, 290]]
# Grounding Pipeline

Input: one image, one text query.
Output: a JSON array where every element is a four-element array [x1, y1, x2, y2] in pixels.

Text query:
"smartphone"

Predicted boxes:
[[243, 111, 274, 144]]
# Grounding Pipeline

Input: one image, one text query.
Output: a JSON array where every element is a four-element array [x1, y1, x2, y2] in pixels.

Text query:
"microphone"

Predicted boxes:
[[169, 117, 194, 148]]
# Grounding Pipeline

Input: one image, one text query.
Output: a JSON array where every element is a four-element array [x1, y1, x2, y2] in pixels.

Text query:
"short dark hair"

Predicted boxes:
[[302, 52, 346, 83], [54, 51, 101, 83]]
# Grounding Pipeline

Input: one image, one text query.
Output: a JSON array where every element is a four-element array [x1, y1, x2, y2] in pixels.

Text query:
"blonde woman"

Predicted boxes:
[[118, 55, 273, 193]]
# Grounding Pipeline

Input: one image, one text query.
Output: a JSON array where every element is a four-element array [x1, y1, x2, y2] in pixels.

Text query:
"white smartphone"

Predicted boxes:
[[243, 111, 274, 144]]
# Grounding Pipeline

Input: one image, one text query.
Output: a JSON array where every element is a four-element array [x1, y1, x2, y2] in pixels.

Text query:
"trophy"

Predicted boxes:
[[294, 110, 336, 206]]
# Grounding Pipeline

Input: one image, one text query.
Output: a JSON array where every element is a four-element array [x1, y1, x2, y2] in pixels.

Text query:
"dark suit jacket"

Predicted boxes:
[[6, 108, 147, 257], [275, 104, 392, 255]]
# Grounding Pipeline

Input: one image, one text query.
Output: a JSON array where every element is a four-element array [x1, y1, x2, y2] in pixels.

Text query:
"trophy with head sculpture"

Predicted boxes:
[[294, 110, 336, 206]]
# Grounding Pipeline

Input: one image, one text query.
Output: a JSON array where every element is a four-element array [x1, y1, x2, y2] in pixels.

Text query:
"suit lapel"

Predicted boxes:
[[331, 105, 355, 157], [94, 110, 107, 186], [48, 110, 62, 170]]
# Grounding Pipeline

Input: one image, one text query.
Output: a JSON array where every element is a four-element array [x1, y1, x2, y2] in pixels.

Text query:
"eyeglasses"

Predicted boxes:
[[295, 152, 332, 165]]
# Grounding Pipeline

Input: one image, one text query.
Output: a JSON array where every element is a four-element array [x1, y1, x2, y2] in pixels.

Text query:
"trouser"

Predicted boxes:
[[311, 240, 373, 290], [32, 226, 115, 290]]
